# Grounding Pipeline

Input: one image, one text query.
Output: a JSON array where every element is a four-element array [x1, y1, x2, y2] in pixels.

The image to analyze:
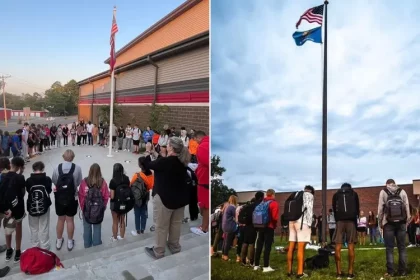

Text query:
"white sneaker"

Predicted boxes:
[[56, 238, 63, 250], [67, 239, 74, 251], [253, 266, 260, 271], [263, 267, 275, 273], [110, 237, 117, 242], [117, 235, 124, 240], [190, 227, 208, 236], [131, 230, 139, 236], [407, 244, 415, 248]]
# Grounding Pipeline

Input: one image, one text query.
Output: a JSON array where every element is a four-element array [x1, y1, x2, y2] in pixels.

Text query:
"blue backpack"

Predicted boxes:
[[252, 200, 272, 228]]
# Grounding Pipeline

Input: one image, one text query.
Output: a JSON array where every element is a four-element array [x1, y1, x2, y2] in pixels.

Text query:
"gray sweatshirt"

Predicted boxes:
[[52, 161, 83, 197], [377, 184, 410, 226]]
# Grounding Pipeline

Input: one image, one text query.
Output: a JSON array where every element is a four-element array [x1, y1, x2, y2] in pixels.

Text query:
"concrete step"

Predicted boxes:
[[5, 221, 208, 280]]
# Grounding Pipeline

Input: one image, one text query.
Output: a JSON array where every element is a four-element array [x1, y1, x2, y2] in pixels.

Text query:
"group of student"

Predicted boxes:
[[0, 126, 210, 278], [212, 179, 412, 279]]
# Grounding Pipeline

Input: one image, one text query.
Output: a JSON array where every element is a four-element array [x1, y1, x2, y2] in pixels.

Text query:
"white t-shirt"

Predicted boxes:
[[87, 124, 94, 133], [125, 127, 132, 139], [132, 128, 140, 141]]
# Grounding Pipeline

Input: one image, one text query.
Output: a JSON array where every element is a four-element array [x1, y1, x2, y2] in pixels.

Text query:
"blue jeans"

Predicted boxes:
[[369, 226, 377, 243], [83, 219, 102, 248], [383, 223, 407, 274], [134, 204, 148, 231]]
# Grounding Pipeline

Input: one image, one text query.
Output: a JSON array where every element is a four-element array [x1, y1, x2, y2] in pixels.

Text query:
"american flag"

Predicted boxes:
[[296, 4, 324, 29], [109, 7, 119, 73]]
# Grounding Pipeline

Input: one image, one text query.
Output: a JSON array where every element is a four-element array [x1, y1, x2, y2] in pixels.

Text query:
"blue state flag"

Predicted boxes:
[[292, 26, 322, 46]]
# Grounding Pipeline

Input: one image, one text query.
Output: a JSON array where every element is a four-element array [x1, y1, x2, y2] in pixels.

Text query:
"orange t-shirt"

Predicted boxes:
[[189, 139, 199, 155], [130, 172, 154, 190], [152, 134, 160, 145]]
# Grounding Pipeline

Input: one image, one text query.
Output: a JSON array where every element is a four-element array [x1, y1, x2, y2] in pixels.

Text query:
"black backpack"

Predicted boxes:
[[54, 164, 76, 207], [283, 191, 306, 224], [27, 184, 51, 217], [383, 188, 407, 223], [114, 182, 135, 215], [334, 188, 357, 221], [238, 203, 254, 225], [186, 167, 198, 189], [131, 174, 149, 208], [305, 248, 330, 270], [83, 182, 105, 224]]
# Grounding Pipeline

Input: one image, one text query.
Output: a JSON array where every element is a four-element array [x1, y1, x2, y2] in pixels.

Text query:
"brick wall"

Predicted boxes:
[[91, 105, 209, 133]]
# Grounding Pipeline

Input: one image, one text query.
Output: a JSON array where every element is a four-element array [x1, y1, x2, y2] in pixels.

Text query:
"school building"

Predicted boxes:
[[77, 0, 209, 133]]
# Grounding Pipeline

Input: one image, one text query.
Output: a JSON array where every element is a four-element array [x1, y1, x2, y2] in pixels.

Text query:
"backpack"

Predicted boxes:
[[252, 200, 273, 228], [113, 182, 135, 215], [383, 188, 407, 223], [0, 173, 14, 213], [305, 248, 330, 270], [131, 174, 149, 208], [54, 164, 76, 207], [20, 247, 64, 275], [83, 181, 105, 224], [27, 184, 51, 217], [334, 188, 357, 221], [186, 167, 198, 189], [99, 127, 104, 134], [211, 210, 222, 228], [238, 203, 254, 225], [283, 191, 306, 223]]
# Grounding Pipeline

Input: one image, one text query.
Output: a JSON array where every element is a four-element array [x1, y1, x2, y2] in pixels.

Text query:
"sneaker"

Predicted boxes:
[[398, 272, 407, 277], [369, 243, 373, 245], [5, 249, 13, 262], [407, 244, 415, 248], [253, 266, 260, 271], [117, 235, 124, 240], [297, 273, 308, 278], [262, 266, 275, 273], [140, 230, 144, 234], [110, 237, 117, 242], [150, 225, 155, 232], [336, 273, 345, 279], [56, 238, 63, 250], [347, 274, 355, 279], [190, 227, 208, 236], [67, 239, 75, 251], [131, 230, 139, 236], [13, 250, 21, 263]]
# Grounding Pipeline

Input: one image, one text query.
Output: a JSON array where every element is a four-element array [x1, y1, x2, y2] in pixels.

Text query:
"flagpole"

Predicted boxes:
[[107, 7, 117, 158], [321, 0, 329, 245]]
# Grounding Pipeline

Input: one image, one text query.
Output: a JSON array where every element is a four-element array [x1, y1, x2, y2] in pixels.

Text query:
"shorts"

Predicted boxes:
[[1, 213, 26, 235], [281, 227, 289, 234], [133, 140, 140, 146], [197, 185, 209, 209], [289, 221, 311, 243], [112, 136, 117, 142], [243, 225, 257, 244], [334, 221, 358, 244], [357, 227, 367, 233], [55, 199, 78, 217]]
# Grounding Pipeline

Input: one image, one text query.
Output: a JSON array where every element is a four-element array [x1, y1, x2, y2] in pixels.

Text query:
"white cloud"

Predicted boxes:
[[212, 0, 420, 192]]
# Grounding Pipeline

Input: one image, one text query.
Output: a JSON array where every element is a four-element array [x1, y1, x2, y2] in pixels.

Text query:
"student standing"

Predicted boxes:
[[332, 183, 360, 279], [25, 161, 52, 250], [368, 211, 378, 245], [124, 124, 132, 152], [78, 164, 109, 248], [1, 157, 26, 263], [50, 123, 57, 148], [52, 149, 83, 251], [117, 126, 125, 152], [221, 195, 238, 261], [81, 125, 88, 145], [254, 189, 279, 273], [378, 179, 410, 278], [87, 121, 94, 146], [327, 208, 336, 244], [11, 130, 22, 157], [357, 210, 367, 246], [92, 124, 98, 146], [132, 125, 141, 154], [130, 157, 154, 236], [56, 125, 63, 148], [62, 125, 69, 147], [286, 185, 315, 279]]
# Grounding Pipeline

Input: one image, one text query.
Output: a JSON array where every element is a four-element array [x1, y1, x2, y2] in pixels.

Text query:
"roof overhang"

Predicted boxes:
[[104, 0, 202, 64], [78, 31, 208, 86]]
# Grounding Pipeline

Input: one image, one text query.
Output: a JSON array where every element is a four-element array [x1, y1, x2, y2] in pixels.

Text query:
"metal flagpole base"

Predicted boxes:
[[107, 154, 114, 158]]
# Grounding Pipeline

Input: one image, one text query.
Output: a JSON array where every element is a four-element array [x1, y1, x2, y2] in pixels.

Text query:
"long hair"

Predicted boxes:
[[228, 195, 238, 206], [86, 163, 103, 188], [112, 163, 125, 184], [168, 137, 190, 166], [138, 156, 152, 176]]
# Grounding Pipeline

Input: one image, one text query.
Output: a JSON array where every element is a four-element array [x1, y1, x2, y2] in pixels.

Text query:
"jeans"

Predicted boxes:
[[124, 138, 132, 151], [63, 134, 68, 145], [369, 226, 377, 243], [83, 219, 102, 248], [383, 223, 407, 274], [236, 226, 245, 256], [117, 137, 123, 150], [133, 204, 148, 231], [222, 232, 236, 256], [88, 133, 93, 145], [255, 227, 274, 267], [407, 223, 417, 245]]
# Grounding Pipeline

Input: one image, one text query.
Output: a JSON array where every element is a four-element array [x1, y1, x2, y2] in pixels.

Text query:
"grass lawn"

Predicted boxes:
[[211, 239, 420, 280]]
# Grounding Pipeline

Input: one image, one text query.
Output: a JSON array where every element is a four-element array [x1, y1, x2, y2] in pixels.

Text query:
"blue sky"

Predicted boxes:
[[211, 0, 420, 191], [0, 0, 184, 94]]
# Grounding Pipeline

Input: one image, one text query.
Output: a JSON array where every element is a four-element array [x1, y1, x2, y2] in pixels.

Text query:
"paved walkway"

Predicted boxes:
[[0, 144, 195, 270]]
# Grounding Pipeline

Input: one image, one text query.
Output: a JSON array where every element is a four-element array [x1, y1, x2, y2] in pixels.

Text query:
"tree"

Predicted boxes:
[[149, 104, 169, 130], [97, 102, 122, 124], [211, 155, 237, 211]]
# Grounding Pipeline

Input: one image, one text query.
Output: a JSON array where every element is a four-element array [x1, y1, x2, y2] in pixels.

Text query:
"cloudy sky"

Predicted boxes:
[[211, 0, 420, 192]]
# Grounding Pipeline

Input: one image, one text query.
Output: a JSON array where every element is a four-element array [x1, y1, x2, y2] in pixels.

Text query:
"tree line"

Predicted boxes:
[[211, 155, 237, 211], [1, 80, 79, 116]]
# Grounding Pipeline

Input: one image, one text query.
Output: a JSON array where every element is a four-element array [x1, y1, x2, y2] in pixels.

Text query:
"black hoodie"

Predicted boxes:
[[332, 185, 360, 223], [1, 171, 26, 219]]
